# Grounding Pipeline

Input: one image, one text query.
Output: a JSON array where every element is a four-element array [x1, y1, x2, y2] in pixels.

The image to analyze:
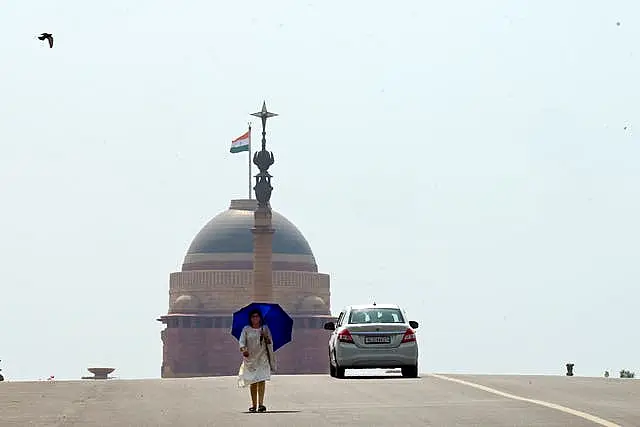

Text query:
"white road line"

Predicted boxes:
[[428, 374, 620, 427]]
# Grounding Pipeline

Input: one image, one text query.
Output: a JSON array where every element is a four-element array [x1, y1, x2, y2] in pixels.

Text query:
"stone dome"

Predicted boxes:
[[182, 199, 318, 272], [170, 294, 203, 313]]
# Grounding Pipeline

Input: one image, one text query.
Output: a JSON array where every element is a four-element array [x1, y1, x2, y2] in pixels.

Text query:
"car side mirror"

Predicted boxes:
[[323, 321, 336, 331], [409, 321, 419, 329]]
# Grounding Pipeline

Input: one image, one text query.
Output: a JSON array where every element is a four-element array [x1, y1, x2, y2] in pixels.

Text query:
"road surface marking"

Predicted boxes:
[[429, 374, 620, 427]]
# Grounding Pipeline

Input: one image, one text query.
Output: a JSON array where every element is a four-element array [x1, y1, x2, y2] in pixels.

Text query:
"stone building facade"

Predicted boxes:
[[158, 199, 334, 377]]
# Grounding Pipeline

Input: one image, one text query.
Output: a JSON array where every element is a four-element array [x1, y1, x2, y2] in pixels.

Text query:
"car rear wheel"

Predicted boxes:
[[401, 365, 418, 378], [331, 350, 346, 379]]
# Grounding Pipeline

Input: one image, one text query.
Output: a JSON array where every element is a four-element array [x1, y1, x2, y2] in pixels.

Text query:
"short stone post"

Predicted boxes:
[[565, 363, 574, 376]]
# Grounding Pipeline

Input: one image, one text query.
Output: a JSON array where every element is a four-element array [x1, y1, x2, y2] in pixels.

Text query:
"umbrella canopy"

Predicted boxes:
[[231, 302, 294, 352]]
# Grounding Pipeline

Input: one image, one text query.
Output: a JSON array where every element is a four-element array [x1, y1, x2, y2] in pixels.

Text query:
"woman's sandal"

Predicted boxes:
[[257, 405, 267, 413], [248, 407, 257, 413]]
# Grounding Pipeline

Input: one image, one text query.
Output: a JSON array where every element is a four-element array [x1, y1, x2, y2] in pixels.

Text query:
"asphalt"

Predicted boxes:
[[1, 371, 638, 426]]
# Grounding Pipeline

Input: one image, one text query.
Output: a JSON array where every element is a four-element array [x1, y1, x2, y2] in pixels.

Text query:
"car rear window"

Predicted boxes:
[[348, 308, 405, 324]]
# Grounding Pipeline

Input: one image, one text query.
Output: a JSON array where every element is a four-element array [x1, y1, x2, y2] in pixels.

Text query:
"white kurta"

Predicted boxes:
[[237, 325, 276, 388]]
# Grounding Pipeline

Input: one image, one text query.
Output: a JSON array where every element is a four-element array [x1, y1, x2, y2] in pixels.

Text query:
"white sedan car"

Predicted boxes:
[[324, 303, 419, 378]]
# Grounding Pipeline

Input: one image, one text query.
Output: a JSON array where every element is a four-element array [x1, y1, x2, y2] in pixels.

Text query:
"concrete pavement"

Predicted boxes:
[[438, 373, 640, 427], [1, 371, 638, 426]]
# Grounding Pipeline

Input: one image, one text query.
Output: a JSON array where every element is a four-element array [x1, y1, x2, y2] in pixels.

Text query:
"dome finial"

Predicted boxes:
[[250, 101, 278, 208], [250, 101, 278, 152]]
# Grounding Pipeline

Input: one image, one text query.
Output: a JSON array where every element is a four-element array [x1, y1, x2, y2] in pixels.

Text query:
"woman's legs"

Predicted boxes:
[[257, 381, 266, 406], [249, 383, 258, 409]]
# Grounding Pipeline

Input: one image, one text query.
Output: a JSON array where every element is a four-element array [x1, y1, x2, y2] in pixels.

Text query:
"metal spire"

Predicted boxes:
[[250, 101, 278, 150]]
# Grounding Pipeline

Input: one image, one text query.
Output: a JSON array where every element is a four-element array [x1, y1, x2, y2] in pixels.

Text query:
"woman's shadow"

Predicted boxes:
[[244, 410, 301, 414]]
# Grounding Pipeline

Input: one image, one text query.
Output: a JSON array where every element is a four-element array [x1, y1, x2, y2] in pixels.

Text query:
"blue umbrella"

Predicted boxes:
[[231, 302, 293, 352]]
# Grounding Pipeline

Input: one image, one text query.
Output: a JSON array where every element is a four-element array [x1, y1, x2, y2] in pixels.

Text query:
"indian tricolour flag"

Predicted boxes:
[[230, 130, 251, 153]]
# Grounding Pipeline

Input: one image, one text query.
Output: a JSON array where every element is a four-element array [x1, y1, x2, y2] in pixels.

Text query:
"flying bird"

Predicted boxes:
[[38, 33, 53, 48]]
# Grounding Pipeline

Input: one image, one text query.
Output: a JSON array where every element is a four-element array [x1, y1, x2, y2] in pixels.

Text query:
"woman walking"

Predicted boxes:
[[238, 309, 276, 413]]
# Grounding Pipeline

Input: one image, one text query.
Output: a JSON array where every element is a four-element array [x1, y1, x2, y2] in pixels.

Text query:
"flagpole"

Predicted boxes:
[[248, 122, 252, 200]]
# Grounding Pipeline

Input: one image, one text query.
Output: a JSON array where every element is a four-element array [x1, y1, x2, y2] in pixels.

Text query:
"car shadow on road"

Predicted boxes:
[[337, 369, 421, 380], [339, 375, 421, 380]]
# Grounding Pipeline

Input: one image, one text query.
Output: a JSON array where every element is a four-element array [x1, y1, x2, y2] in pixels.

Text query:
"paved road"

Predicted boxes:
[[1, 372, 638, 426]]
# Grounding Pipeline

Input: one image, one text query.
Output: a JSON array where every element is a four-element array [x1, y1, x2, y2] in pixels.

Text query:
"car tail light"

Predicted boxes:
[[401, 328, 416, 343], [338, 329, 354, 343]]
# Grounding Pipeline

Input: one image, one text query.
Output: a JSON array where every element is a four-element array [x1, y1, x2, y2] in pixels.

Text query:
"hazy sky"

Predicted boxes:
[[1, 1, 638, 381]]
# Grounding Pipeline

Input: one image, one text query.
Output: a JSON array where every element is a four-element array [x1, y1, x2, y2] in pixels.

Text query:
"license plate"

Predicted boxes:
[[364, 336, 391, 344]]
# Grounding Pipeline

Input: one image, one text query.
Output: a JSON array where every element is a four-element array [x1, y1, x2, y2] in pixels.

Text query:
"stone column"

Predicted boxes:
[[250, 101, 278, 303], [252, 206, 275, 302]]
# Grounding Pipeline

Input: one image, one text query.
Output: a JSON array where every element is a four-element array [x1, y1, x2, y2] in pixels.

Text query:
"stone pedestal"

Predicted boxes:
[[275, 315, 334, 374], [82, 367, 115, 380], [251, 206, 275, 302], [160, 315, 334, 378], [161, 327, 241, 377]]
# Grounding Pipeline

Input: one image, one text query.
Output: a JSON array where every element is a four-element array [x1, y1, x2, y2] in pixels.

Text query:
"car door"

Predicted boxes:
[[330, 310, 346, 354]]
